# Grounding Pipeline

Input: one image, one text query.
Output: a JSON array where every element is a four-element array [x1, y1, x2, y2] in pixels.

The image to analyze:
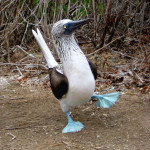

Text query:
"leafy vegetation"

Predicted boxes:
[[0, 0, 149, 89]]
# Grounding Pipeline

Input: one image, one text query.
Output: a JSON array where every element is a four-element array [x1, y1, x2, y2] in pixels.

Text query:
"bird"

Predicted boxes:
[[32, 18, 119, 133]]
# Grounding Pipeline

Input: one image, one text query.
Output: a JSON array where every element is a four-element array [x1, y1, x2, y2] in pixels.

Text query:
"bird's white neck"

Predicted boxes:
[[54, 35, 85, 63]]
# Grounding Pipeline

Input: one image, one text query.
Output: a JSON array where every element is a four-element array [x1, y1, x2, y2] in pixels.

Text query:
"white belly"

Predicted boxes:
[[60, 54, 95, 112]]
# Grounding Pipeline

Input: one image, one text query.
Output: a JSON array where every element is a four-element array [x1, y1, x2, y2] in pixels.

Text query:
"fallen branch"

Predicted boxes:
[[111, 49, 136, 60], [17, 45, 36, 58], [5, 124, 55, 130], [7, 133, 16, 141], [0, 62, 47, 69], [50, 143, 64, 147], [87, 35, 125, 57], [9, 97, 24, 100], [16, 66, 23, 76]]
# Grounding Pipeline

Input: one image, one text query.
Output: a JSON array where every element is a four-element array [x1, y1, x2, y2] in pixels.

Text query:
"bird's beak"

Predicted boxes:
[[64, 18, 93, 35]]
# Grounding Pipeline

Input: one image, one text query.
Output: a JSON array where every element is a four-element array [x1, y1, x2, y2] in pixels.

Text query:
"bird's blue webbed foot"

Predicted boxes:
[[62, 111, 84, 133], [91, 92, 119, 108]]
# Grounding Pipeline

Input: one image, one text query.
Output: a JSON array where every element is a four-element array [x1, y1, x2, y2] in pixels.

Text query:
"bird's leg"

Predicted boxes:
[[62, 111, 84, 133], [91, 92, 119, 108]]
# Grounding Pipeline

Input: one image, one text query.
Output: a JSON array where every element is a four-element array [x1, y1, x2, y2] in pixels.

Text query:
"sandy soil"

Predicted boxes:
[[0, 72, 150, 150]]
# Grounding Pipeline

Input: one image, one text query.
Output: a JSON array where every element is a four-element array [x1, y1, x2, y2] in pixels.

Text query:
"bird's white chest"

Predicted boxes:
[[62, 52, 95, 106]]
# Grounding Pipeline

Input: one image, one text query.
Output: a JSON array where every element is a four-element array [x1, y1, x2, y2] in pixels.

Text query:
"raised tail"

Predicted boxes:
[[32, 28, 58, 68]]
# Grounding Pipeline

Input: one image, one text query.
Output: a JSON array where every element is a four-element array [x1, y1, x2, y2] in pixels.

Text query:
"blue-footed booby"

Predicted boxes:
[[32, 18, 119, 133]]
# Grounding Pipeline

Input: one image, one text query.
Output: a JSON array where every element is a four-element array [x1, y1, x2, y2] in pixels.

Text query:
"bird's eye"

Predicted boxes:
[[64, 25, 67, 29]]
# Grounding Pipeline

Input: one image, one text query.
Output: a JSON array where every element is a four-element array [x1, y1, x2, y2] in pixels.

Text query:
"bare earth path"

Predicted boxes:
[[0, 76, 150, 150]]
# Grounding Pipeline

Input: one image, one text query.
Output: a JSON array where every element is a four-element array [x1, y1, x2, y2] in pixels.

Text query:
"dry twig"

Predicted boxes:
[[87, 35, 125, 57]]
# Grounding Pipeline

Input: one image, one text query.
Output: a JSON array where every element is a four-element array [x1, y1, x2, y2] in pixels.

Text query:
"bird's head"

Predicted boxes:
[[51, 18, 93, 41]]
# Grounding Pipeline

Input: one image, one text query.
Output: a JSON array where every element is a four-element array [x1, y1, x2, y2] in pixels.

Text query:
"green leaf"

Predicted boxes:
[[33, 0, 38, 6], [20, 0, 24, 6], [63, 4, 68, 13], [99, 3, 104, 15], [80, 6, 84, 13], [71, 0, 77, 4], [83, 0, 90, 7], [83, 11, 87, 17]]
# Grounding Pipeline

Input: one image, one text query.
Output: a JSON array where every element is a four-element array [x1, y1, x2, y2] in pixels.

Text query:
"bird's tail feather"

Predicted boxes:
[[32, 28, 58, 68]]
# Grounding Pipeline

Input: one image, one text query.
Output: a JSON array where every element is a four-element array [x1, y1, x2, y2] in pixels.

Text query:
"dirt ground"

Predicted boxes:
[[0, 70, 150, 150]]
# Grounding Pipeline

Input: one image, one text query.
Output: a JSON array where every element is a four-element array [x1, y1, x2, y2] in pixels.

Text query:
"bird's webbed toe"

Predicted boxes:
[[62, 111, 84, 133], [91, 92, 119, 108], [62, 121, 84, 133]]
